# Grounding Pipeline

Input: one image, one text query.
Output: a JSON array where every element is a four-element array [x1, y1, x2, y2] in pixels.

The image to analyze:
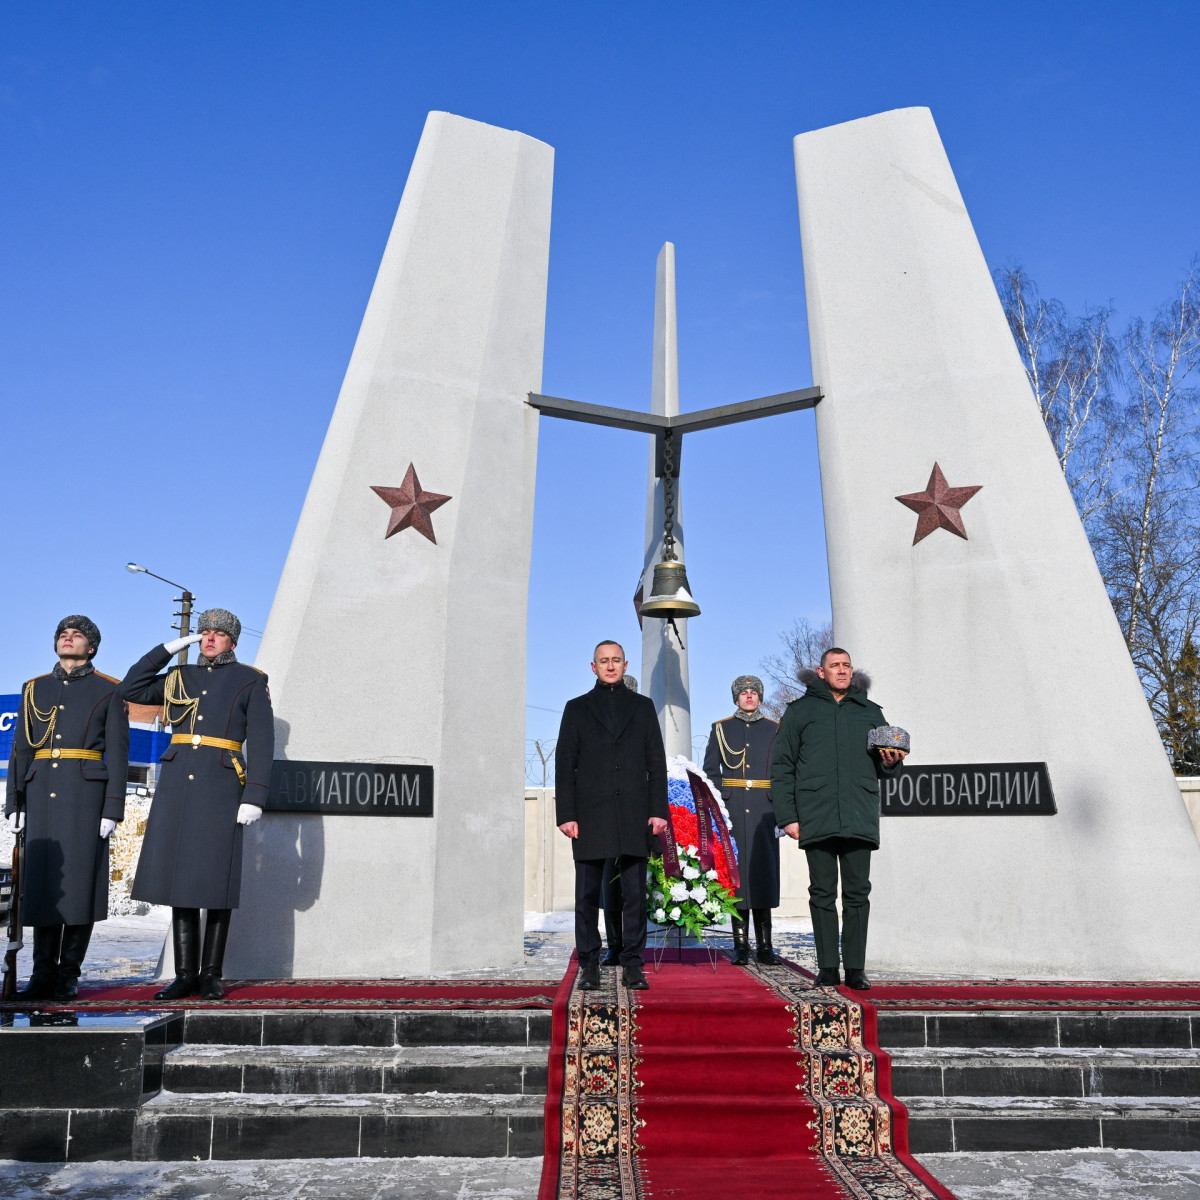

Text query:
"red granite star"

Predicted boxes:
[[896, 463, 982, 545], [371, 465, 452, 544]]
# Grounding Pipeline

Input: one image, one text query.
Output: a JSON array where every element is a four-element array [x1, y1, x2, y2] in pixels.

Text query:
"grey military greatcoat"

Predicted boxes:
[[4, 664, 129, 925], [120, 646, 273, 909], [703, 714, 781, 909]]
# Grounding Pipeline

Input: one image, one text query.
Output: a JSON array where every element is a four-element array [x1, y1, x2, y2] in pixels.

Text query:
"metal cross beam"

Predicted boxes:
[[526, 386, 823, 476]]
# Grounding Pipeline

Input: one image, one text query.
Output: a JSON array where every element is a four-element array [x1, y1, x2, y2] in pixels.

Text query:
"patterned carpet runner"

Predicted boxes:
[[539, 951, 957, 1200]]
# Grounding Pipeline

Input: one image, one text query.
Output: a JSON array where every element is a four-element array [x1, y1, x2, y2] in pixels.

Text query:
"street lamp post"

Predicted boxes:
[[126, 564, 195, 665]]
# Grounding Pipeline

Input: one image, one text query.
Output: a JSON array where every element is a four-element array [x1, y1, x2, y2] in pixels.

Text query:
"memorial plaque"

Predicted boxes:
[[881, 762, 1056, 816], [266, 761, 434, 816]]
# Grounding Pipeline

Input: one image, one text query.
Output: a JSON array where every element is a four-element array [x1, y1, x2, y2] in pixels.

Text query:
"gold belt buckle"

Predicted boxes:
[[191, 734, 202, 747], [51, 748, 61, 759]]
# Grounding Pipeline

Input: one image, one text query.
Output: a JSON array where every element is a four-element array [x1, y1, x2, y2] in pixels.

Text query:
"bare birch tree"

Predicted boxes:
[[759, 617, 834, 720], [995, 266, 1120, 520]]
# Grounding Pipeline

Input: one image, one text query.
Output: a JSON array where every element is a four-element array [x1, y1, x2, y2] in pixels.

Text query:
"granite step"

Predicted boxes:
[[877, 1008, 1200, 1050], [888, 1044, 1200, 1097], [181, 1008, 552, 1049], [163, 1042, 549, 1096], [133, 1090, 545, 1160], [903, 1094, 1200, 1153]]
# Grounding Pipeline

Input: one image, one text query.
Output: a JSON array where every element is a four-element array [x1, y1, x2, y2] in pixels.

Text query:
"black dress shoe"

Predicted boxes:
[[154, 972, 200, 1002], [600, 951, 622, 967], [756, 946, 782, 966], [844, 969, 872, 991], [199, 972, 226, 1001], [731, 944, 751, 966], [622, 965, 649, 990], [814, 967, 842, 987], [578, 964, 601, 990]]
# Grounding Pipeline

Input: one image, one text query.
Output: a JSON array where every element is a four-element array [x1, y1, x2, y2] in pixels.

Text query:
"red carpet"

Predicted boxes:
[[865, 978, 1200, 1010], [539, 952, 957, 1200], [0, 977, 558, 1011]]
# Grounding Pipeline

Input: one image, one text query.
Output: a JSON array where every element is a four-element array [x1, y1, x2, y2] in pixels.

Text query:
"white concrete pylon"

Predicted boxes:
[[224, 112, 553, 978], [640, 243, 692, 758], [795, 107, 1200, 979]]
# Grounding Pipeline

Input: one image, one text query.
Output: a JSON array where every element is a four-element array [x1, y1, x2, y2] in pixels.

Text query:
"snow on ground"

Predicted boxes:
[[2, 1152, 1200, 1199]]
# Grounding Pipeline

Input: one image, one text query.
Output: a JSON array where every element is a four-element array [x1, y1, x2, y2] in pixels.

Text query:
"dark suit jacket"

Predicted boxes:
[[555, 680, 669, 861]]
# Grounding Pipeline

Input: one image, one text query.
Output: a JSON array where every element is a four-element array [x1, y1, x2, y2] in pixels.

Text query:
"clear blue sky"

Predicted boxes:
[[2, 3, 1197, 766]]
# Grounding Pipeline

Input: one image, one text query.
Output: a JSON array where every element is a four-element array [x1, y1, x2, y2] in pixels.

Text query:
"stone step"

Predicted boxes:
[[904, 1094, 1200, 1153], [163, 1043, 548, 1096], [181, 1008, 552, 1049], [877, 1008, 1200, 1050], [133, 1091, 544, 1160], [889, 1044, 1200, 1097]]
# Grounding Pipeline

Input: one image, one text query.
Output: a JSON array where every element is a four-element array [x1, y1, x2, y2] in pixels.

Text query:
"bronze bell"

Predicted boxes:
[[639, 560, 701, 620]]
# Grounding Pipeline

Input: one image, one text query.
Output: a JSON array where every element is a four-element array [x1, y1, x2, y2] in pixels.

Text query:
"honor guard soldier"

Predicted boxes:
[[703, 674, 781, 966], [5, 616, 129, 1000], [119, 609, 273, 1000]]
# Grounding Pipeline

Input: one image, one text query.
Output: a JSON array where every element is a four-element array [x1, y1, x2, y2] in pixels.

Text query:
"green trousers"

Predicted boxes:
[[804, 837, 874, 969]]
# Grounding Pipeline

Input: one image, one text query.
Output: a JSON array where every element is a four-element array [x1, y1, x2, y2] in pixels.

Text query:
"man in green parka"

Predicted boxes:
[[770, 647, 906, 990]]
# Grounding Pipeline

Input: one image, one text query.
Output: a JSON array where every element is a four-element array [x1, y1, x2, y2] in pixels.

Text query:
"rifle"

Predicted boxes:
[[2, 822, 24, 1001]]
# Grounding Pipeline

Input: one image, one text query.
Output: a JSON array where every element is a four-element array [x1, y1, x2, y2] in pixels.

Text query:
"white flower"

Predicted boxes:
[[668, 906, 682, 921], [689, 885, 706, 902], [654, 908, 666, 922], [670, 882, 689, 902], [681, 865, 700, 880], [652, 891, 664, 904], [705, 869, 718, 881], [686, 845, 698, 857]]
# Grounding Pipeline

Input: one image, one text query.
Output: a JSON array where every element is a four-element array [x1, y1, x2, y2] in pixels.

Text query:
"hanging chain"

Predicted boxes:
[[661, 432, 677, 561]]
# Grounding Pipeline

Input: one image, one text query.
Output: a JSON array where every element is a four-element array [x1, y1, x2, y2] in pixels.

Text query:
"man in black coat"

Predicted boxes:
[[555, 641, 668, 991], [5, 616, 128, 1000], [119, 609, 273, 1001]]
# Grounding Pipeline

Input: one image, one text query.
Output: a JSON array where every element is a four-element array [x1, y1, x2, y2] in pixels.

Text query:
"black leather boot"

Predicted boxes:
[[730, 911, 751, 966], [752, 908, 781, 965], [200, 909, 231, 1000], [16, 925, 62, 1001], [155, 908, 201, 1001], [53, 923, 94, 1001]]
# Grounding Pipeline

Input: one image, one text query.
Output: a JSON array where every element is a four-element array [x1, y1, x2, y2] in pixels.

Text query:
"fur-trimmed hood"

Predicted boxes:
[[797, 667, 872, 694]]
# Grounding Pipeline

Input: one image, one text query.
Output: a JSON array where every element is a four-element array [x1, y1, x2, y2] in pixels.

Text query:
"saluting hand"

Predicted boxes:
[[163, 633, 204, 655]]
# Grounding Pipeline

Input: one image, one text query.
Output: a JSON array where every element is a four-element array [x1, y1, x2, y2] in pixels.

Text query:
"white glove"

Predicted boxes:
[[163, 633, 204, 655], [100, 818, 118, 838], [7, 812, 24, 833], [237, 804, 263, 825]]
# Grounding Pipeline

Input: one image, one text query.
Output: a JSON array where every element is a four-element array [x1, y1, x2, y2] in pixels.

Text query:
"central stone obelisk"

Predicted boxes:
[[225, 112, 553, 978], [640, 243, 693, 758]]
